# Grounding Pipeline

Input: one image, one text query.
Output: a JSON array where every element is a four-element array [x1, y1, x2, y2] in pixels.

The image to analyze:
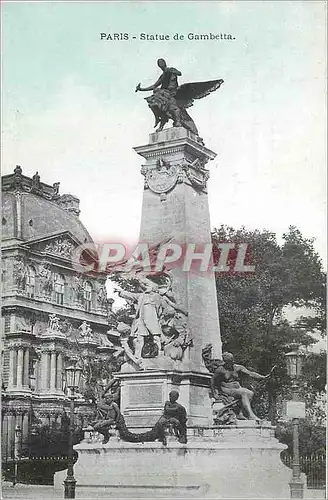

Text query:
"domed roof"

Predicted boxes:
[[2, 167, 93, 245]]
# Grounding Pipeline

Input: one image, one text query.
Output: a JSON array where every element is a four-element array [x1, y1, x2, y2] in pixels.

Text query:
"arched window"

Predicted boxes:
[[54, 274, 65, 305], [26, 267, 36, 298], [83, 281, 92, 312]]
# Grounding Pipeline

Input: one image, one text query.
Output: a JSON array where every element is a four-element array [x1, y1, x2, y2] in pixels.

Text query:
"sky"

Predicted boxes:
[[2, 1, 327, 266]]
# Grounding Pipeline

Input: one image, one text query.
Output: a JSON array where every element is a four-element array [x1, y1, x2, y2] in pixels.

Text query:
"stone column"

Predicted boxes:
[[50, 351, 57, 392], [7, 413, 15, 459], [16, 348, 24, 389], [7, 348, 15, 390], [15, 412, 23, 454], [23, 349, 29, 387], [13, 349, 18, 387], [56, 353, 63, 391], [1, 413, 9, 460], [22, 412, 29, 444], [40, 352, 49, 392]]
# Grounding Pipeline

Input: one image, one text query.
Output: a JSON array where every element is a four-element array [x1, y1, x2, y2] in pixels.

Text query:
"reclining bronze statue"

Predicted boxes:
[[202, 344, 276, 424]]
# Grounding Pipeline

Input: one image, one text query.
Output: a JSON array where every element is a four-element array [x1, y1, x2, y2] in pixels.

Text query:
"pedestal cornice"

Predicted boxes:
[[134, 127, 216, 165]]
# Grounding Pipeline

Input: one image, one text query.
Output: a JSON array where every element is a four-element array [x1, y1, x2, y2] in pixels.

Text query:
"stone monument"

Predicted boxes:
[[54, 60, 295, 498], [115, 124, 223, 429]]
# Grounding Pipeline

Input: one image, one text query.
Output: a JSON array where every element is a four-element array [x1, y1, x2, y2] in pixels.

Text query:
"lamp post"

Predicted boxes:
[[63, 363, 82, 499], [285, 344, 305, 499], [12, 425, 21, 486]]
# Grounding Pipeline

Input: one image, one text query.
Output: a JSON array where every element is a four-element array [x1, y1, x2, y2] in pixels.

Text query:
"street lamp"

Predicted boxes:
[[13, 425, 22, 486], [63, 363, 83, 499], [285, 343, 305, 499], [285, 345, 303, 380]]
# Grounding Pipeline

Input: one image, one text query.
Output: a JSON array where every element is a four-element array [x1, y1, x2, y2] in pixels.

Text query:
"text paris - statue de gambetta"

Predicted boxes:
[[136, 58, 224, 136]]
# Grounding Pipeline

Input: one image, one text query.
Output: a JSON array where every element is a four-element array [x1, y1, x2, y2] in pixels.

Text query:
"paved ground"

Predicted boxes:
[[1, 483, 326, 499], [2, 483, 58, 499]]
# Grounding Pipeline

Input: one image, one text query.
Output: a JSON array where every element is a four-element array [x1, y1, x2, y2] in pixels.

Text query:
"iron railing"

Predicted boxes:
[[281, 452, 326, 489], [2, 455, 72, 485]]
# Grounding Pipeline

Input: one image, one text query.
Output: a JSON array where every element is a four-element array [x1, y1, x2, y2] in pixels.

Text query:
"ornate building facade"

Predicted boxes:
[[1, 167, 119, 460]]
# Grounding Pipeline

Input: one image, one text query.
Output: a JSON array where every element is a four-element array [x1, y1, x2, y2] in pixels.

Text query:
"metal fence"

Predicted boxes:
[[281, 452, 326, 489], [2, 456, 71, 485]]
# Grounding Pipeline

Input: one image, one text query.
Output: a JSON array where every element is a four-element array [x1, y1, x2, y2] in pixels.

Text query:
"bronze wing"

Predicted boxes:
[[176, 79, 224, 109]]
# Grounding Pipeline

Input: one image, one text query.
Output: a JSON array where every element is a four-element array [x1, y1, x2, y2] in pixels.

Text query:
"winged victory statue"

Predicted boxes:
[[135, 58, 224, 136]]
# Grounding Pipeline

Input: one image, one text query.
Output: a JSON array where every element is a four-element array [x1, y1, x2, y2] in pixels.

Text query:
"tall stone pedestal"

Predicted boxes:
[[54, 423, 295, 498], [135, 127, 222, 369], [116, 127, 223, 428]]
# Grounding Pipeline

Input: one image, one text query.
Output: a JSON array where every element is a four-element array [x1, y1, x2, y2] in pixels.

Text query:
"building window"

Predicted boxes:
[[83, 281, 92, 312], [54, 274, 65, 305], [1, 270, 6, 294], [26, 267, 36, 298]]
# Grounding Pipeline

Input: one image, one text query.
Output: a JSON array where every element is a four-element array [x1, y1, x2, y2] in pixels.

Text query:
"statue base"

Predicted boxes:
[[54, 423, 296, 498], [115, 369, 212, 428]]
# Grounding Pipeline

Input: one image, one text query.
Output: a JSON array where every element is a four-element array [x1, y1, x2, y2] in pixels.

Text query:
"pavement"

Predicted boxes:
[[1, 482, 326, 499], [2, 483, 58, 499]]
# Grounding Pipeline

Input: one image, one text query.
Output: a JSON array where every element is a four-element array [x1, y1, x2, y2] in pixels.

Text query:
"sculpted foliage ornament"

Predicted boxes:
[[182, 158, 210, 191]]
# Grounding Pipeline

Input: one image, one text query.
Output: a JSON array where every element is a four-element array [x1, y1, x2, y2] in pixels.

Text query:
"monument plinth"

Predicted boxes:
[[116, 127, 222, 428], [55, 421, 292, 499]]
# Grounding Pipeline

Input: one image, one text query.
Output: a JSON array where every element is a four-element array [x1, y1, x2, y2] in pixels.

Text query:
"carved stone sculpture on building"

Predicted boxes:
[[52, 182, 60, 200], [15, 314, 33, 333], [72, 275, 85, 303], [13, 257, 28, 290], [97, 285, 108, 309], [13, 165, 23, 190], [47, 314, 62, 333], [78, 321, 93, 341], [31, 171, 42, 194], [44, 237, 75, 259], [38, 263, 53, 296]]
